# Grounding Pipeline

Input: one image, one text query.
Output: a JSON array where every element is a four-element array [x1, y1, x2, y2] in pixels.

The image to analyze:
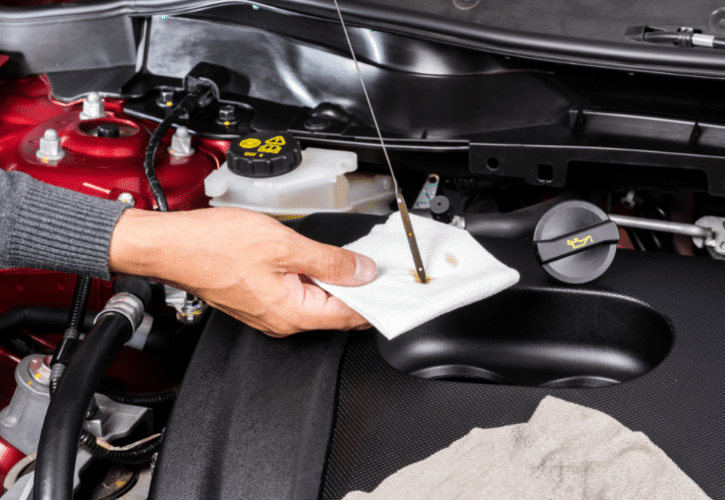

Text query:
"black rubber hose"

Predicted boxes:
[[34, 313, 133, 500], [0, 306, 95, 336], [143, 87, 210, 212], [79, 431, 161, 465], [96, 385, 178, 406], [465, 191, 579, 239]]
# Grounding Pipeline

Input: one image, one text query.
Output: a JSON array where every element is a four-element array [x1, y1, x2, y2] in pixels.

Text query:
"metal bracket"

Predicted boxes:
[[413, 174, 440, 209], [164, 286, 208, 325], [693, 216, 725, 259]]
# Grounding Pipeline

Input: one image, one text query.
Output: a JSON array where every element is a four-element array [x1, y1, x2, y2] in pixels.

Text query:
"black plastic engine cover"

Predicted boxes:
[[150, 213, 725, 500]]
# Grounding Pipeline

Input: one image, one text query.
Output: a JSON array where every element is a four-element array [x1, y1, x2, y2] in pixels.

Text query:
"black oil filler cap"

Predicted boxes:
[[226, 131, 302, 177], [533, 200, 620, 284]]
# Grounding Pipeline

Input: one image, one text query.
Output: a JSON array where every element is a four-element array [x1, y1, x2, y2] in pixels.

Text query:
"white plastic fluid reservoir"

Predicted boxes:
[[204, 147, 396, 216]]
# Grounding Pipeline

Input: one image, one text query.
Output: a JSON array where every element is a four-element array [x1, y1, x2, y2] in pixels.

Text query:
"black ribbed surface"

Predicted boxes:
[[2, 171, 128, 279], [322, 236, 725, 500]]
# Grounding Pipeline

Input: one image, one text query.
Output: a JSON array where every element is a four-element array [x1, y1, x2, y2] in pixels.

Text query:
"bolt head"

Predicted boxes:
[[117, 193, 136, 206], [218, 105, 237, 121], [157, 89, 175, 107], [304, 116, 330, 131]]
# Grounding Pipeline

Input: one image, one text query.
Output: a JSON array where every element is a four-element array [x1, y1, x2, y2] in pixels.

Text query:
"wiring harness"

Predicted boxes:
[[143, 84, 214, 211]]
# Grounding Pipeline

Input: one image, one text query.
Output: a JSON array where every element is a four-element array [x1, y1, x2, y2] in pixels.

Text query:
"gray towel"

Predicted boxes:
[[343, 396, 711, 500]]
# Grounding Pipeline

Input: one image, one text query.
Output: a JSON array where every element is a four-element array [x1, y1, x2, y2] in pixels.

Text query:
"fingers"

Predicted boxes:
[[286, 238, 377, 287], [216, 274, 371, 338], [281, 273, 371, 332]]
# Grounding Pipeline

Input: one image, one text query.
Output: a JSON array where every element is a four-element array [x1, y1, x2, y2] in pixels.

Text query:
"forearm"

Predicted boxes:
[[0, 171, 129, 279], [107, 208, 206, 288], [108, 208, 168, 278], [108, 206, 376, 336]]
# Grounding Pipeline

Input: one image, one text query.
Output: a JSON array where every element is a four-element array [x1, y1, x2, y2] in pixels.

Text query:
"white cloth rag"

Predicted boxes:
[[313, 213, 520, 339], [343, 396, 712, 500]]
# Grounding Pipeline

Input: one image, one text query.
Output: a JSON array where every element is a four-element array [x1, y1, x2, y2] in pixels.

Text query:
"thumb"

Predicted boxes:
[[291, 241, 377, 286]]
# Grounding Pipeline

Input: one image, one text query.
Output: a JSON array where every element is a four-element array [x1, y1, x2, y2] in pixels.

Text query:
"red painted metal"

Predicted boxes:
[[26, 331, 179, 392], [0, 76, 222, 212], [0, 72, 221, 413], [0, 271, 115, 315], [0, 436, 25, 489], [0, 346, 20, 414], [0, 347, 24, 487], [0, 74, 230, 311]]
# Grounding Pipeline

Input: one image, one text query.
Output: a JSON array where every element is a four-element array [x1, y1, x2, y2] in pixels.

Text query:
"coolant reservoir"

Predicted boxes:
[[205, 131, 395, 216]]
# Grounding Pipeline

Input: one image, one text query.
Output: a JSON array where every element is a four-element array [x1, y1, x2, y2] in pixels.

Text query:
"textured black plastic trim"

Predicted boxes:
[[319, 218, 725, 500], [4, 0, 725, 78]]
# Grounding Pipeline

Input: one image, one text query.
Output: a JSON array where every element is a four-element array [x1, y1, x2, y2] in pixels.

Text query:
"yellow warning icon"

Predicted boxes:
[[265, 136, 286, 146], [239, 138, 261, 149], [258, 136, 285, 154], [567, 235, 593, 249]]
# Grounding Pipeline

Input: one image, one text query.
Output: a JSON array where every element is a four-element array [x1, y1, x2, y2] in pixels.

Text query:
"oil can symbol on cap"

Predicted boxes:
[[566, 235, 593, 249]]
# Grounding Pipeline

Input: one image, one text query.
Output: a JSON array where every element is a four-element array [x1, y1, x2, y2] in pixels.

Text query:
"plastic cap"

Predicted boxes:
[[226, 131, 302, 178], [533, 200, 620, 284], [97, 123, 120, 138]]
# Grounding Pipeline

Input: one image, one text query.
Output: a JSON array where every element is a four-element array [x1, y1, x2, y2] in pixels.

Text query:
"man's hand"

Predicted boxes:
[[108, 207, 376, 337]]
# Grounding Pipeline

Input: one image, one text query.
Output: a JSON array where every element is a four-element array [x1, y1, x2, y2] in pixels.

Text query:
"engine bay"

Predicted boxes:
[[2, 1, 725, 499]]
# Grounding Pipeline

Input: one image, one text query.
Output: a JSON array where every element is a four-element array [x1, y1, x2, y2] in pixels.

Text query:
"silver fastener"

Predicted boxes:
[[164, 286, 208, 324], [168, 126, 195, 157], [27, 356, 52, 386], [117, 193, 136, 206], [35, 129, 65, 161], [79, 91, 106, 120], [157, 88, 175, 107], [218, 104, 236, 122]]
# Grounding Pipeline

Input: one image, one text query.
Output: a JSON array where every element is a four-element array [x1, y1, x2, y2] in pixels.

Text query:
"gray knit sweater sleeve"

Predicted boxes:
[[0, 170, 130, 280]]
